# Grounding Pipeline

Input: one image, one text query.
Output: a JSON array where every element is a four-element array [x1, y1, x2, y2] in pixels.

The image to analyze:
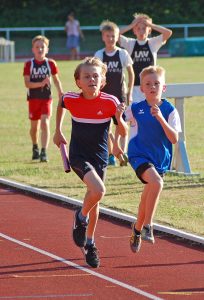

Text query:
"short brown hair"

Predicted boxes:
[[32, 35, 49, 47], [74, 56, 107, 81], [140, 65, 165, 83], [99, 20, 119, 34]]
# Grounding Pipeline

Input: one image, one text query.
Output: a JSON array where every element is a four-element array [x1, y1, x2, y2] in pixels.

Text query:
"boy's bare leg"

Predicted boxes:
[[119, 135, 128, 153], [40, 114, 50, 149], [139, 168, 163, 227], [87, 203, 99, 240], [82, 170, 106, 216], [108, 132, 113, 154], [135, 185, 148, 231], [30, 120, 40, 145]]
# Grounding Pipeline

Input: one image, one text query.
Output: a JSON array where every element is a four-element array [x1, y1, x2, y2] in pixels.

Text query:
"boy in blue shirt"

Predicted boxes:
[[125, 65, 181, 252]]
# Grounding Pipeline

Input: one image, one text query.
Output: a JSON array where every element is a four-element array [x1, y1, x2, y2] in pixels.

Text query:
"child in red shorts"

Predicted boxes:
[[23, 35, 63, 162]]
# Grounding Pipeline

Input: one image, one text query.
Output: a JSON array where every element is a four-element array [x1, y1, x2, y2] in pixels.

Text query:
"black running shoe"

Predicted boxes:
[[130, 223, 142, 253], [83, 243, 100, 268], [72, 209, 88, 247], [32, 146, 40, 160], [40, 149, 48, 162]]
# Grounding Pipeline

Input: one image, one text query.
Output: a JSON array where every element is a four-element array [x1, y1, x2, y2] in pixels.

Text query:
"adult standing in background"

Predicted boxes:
[[65, 11, 84, 60]]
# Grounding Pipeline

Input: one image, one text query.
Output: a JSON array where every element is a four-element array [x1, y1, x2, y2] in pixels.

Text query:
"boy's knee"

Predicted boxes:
[[153, 176, 163, 190], [93, 184, 106, 200]]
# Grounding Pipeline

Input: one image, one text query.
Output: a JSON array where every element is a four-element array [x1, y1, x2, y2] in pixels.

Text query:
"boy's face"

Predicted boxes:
[[140, 72, 166, 102], [102, 30, 119, 48], [76, 65, 105, 96], [32, 40, 48, 61], [133, 22, 151, 41]]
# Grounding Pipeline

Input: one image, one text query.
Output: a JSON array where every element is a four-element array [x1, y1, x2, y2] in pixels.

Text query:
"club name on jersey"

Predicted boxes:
[[133, 50, 151, 62], [105, 61, 122, 72], [31, 66, 49, 79]]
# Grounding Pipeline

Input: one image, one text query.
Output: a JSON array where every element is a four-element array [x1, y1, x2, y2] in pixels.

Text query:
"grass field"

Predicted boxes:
[[0, 57, 204, 237]]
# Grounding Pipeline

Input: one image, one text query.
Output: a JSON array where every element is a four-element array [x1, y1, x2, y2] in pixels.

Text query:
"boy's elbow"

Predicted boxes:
[[172, 133, 179, 144], [167, 29, 173, 39]]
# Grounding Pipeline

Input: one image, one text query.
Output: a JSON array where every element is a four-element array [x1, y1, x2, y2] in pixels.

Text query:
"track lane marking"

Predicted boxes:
[[0, 232, 163, 300], [0, 294, 93, 299]]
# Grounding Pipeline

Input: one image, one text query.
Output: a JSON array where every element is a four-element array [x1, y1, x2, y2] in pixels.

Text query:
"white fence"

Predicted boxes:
[[0, 37, 15, 62], [1, 23, 204, 40], [163, 83, 204, 175]]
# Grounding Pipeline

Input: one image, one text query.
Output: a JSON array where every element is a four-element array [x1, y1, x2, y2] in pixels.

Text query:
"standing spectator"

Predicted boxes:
[[119, 13, 172, 103], [23, 35, 63, 162], [65, 11, 84, 60], [95, 20, 134, 166]]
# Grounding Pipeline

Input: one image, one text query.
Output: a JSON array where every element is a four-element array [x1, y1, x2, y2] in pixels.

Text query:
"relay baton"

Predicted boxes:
[[60, 143, 71, 173]]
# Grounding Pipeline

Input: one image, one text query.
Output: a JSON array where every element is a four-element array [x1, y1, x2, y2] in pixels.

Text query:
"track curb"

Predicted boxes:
[[1, 177, 203, 245]]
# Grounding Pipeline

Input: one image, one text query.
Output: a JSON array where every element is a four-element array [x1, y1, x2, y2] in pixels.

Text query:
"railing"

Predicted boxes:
[[163, 83, 204, 175], [1, 23, 204, 40]]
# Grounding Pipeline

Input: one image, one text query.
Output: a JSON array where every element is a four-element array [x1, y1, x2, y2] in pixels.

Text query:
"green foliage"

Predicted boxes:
[[0, 0, 204, 27]]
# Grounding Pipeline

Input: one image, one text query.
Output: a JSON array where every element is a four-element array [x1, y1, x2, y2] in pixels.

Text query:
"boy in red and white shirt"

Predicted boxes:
[[23, 35, 63, 162]]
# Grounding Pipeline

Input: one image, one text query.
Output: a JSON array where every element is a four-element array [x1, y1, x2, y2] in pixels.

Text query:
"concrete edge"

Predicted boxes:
[[1, 177, 203, 246]]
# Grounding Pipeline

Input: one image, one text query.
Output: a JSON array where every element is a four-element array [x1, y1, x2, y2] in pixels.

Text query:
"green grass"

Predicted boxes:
[[0, 57, 204, 236]]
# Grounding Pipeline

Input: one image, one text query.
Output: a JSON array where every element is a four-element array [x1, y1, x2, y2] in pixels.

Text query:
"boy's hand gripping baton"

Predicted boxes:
[[60, 143, 71, 173]]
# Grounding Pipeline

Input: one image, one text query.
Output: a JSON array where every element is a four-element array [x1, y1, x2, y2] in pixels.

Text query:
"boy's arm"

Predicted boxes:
[[52, 73, 64, 100], [24, 75, 50, 89], [112, 104, 128, 158], [151, 105, 179, 144], [146, 20, 172, 42], [120, 18, 138, 35], [53, 97, 67, 148], [115, 104, 128, 137], [78, 23, 84, 39], [126, 65, 134, 105]]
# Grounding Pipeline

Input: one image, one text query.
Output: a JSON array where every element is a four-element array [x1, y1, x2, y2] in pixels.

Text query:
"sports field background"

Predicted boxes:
[[0, 57, 203, 237]]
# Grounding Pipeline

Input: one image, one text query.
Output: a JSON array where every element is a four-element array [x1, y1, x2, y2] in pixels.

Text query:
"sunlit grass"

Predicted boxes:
[[0, 58, 203, 236]]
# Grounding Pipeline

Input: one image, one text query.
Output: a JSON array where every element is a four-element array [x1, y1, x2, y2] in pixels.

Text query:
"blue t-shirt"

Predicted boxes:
[[127, 99, 179, 174]]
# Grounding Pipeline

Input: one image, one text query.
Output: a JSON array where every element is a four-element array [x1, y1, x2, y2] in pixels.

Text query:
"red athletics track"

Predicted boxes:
[[0, 185, 204, 300]]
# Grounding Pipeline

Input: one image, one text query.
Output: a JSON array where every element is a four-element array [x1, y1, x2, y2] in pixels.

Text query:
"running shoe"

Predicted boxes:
[[130, 223, 141, 253], [142, 224, 155, 244], [72, 209, 88, 247], [32, 145, 40, 160], [120, 153, 128, 166], [82, 243, 100, 268], [108, 154, 116, 166], [40, 149, 48, 162]]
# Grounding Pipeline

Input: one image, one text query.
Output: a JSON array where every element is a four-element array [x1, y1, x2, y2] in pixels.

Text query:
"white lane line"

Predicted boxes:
[[0, 233, 163, 300], [1, 177, 203, 245], [0, 294, 92, 299]]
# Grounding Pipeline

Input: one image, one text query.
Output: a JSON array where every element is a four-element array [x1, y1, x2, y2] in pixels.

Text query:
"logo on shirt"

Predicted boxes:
[[31, 66, 49, 79], [105, 61, 121, 73], [138, 109, 144, 114], [133, 51, 151, 63]]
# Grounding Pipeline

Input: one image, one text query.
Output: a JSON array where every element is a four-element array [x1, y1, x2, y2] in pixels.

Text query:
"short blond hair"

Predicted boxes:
[[99, 20, 119, 34], [74, 56, 107, 88], [32, 35, 49, 47], [140, 65, 165, 83], [133, 13, 152, 23]]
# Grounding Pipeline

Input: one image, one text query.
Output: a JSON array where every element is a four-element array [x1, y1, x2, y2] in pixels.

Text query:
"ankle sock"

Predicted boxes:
[[78, 210, 89, 225], [86, 238, 94, 246], [134, 228, 141, 236]]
